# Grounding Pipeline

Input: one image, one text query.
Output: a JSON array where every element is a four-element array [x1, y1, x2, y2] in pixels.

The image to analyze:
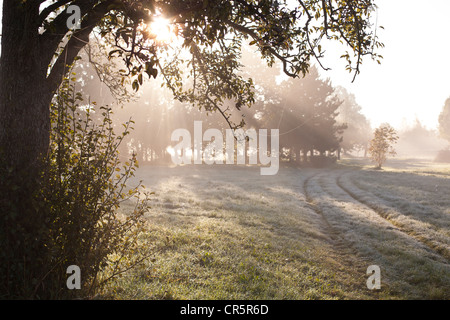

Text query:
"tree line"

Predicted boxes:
[[75, 45, 373, 167]]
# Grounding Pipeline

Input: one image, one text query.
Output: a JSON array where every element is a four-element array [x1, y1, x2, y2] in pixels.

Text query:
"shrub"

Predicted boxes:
[[1, 77, 151, 299]]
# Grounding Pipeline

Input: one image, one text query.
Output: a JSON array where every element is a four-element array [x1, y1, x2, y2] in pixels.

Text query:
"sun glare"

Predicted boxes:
[[148, 17, 176, 44]]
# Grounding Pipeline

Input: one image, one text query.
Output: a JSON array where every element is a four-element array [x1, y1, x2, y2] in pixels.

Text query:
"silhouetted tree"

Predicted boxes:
[[260, 67, 345, 165]]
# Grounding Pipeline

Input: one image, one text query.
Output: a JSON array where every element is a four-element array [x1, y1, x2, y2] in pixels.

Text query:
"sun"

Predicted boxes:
[[148, 17, 176, 44]]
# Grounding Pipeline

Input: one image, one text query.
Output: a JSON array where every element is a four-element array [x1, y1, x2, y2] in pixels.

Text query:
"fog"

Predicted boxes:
[[3, 0, 450, 303], [395, 120, 449, 159], [1, 1, 450, 164], [67, 39, 450, 167]]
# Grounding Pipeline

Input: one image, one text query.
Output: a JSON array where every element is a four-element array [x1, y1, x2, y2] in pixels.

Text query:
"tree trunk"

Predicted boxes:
[[0, 1, 52, 172], [0, 1, 98, 297], [0, 1, 55, 298], [0, 0, 121, 299]]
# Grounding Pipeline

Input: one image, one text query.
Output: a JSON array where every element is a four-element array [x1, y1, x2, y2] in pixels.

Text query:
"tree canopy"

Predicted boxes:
[[24, 0, 383, 124], [0, 0, 384, 172], [254, 66, 346, 163]]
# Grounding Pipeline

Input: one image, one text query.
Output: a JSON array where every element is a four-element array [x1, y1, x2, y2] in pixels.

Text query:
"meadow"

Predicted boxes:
[[102, 158, 450, 299]]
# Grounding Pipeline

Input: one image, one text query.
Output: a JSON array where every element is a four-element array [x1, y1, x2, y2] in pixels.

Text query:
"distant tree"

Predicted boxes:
[[259, 66, 345, 165], [368, 123, 399, 169], [335, 87, 372, 156], [438, 97, 450, 143], [396, 118, 447, 158]]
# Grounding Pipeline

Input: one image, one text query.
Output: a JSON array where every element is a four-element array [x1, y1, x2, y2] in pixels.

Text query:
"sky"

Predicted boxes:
[[1, 0, 449, 130], [318, 0, 450, 131]]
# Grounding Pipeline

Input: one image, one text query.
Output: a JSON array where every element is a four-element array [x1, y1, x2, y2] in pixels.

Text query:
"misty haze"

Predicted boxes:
[[0, 0, 449, 305]]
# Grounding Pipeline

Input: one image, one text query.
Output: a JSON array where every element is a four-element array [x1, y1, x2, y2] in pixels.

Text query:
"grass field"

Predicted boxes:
[[101, 158, 450, 300]]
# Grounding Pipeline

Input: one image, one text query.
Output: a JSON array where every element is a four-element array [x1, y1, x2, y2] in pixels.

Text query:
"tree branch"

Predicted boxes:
[[38, 0, 73, 26], [45, 0, 115, 93], [224, 19, 298, 78], [40, 0, 112, 65]]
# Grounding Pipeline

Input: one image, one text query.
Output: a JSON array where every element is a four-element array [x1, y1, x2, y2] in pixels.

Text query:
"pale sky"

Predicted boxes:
[[1, 0, 449, 131], [318, 0, 450, 131]]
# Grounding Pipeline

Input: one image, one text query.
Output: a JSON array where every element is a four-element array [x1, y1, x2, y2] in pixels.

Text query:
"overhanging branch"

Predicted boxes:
[[45, 0, 116, 92], [224, 19, 298, 78]]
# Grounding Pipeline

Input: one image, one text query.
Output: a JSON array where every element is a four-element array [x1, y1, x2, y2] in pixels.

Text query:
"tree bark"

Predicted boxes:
[[0, 1, 52, 173], [0, 0, 114, 172], [0, 1, 110, 298], [0, 1, 51, 298]]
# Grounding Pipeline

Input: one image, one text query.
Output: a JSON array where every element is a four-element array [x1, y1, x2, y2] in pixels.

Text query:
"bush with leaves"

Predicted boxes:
[[1, 77, 151, 299]]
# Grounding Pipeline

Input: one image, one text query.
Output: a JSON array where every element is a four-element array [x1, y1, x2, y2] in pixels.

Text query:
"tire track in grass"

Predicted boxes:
[[301, 170, 384, 297], [302, 171, 372, 260], [344, 171, 450, 239], [336, 171, 450, 262], [306, 169, 450, 298], [311, 171, 394, 256], [303, 171, 346, 248]]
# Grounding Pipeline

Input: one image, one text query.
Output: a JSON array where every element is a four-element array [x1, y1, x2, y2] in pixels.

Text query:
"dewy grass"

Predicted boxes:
[[100, 162, 450, 300]]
